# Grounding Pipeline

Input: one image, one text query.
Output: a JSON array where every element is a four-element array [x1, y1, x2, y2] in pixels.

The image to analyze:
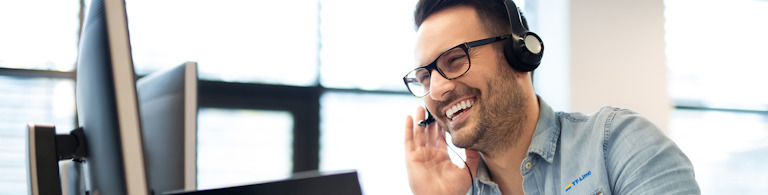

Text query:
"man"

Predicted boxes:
[[402, 0, 700, 194]]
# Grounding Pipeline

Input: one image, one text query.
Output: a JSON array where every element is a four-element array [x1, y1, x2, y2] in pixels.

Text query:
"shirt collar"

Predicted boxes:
[[526, 96, 560, 163], [475, 159, 497, 187]]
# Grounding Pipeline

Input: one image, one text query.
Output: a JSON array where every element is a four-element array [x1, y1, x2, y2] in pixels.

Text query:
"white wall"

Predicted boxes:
[[530, 0, 571, 113], [534, 0, 671, 131]]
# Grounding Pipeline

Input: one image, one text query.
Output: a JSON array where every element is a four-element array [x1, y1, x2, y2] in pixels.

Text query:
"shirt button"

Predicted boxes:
[[525, 162, 532, 169]]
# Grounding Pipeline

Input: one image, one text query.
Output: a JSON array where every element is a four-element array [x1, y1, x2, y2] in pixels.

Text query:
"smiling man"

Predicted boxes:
[[402, 0, 700, 194]]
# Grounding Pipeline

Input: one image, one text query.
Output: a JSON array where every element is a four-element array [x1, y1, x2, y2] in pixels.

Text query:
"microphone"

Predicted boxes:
[[417, 110, 436, 127]]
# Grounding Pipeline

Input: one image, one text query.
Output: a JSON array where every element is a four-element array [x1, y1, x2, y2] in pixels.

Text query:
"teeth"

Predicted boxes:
[[445, 99, 474, 120], [451, 112, 464, 121]]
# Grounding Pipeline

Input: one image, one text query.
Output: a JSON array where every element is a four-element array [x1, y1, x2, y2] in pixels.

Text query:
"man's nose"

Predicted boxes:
[[428, 69, 455, 101]]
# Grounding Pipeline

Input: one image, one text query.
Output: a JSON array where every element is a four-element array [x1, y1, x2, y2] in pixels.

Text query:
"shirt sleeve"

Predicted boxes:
[[602, 109, 700, 194]]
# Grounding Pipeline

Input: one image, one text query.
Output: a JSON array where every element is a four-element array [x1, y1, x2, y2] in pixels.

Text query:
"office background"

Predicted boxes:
[[1, 0, 766, 194]]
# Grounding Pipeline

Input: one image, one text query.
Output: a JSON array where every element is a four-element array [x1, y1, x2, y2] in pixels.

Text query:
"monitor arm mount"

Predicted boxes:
[[26, 123, 87, 195]]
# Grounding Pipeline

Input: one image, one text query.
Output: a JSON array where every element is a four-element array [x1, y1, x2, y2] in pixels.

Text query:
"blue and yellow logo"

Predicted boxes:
[[565, 170, 591, 192]]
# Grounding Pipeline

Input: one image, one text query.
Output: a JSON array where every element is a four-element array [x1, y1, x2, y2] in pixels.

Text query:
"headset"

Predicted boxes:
[[502, 0, 544, 72]]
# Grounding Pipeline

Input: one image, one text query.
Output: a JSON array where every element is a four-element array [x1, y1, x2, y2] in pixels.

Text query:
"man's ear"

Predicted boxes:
[[515, 70, 530, 79], [508, 67, 530, 82], [514, 70, 535, 89]]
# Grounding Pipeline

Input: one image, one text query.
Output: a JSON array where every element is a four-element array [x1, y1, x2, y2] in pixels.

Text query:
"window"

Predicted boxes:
[[197, 108, 293, 189], [2, 0, 436, 194], [669, 110, 768, 193], [0, 76, 76, 194], [0, 0, 79, 194], [665, 0, 768, 111], [319, 0, 417, 91], [665, 0, 768, 193], [125, 0, 319, 86], [0, 1, 79, 71], [319, 92, 421, 194]]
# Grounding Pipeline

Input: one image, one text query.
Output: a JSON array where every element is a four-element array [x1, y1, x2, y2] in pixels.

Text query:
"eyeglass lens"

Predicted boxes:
[[405, 46, 470, 96]]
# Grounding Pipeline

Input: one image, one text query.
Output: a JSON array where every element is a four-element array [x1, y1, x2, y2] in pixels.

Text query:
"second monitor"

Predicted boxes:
[[137, 62, 199, 194]]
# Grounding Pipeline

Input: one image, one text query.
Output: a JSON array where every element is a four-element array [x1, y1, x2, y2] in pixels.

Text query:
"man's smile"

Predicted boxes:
[[443, 97, 476, 125]]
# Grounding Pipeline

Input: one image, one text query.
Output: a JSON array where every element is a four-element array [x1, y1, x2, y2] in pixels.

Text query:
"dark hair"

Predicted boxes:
[[414, 0, 527, 37]]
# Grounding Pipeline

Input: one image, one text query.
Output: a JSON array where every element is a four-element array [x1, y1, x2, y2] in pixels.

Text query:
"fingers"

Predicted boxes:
[[406, 106, 428, 151], [404, 115, 414, 152], [412, 106, 427, 147]]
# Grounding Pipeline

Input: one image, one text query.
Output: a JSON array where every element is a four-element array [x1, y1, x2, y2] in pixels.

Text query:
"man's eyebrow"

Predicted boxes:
[[417, 39, 465, 67], [416, 53, 435, 68], [418, 47, 447, 66]]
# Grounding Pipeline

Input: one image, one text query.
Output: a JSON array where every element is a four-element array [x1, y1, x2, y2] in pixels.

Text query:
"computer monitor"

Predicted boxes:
[[75, 0, 149, 194], [165, 170, 363, 195], [137, 62, 198, 194]]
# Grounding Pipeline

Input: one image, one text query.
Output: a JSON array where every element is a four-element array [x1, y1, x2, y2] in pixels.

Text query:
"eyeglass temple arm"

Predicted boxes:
[[465, 35, 511, 48]]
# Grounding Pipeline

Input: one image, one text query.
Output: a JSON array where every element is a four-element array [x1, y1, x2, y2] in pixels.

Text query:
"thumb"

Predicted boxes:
[[464, 149, 481, 178]]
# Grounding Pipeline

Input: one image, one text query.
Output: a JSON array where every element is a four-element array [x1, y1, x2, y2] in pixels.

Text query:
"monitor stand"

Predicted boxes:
[[26, 123, 86, 195]]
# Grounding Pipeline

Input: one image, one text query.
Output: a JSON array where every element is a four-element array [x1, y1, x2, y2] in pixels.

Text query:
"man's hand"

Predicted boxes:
[[405, 106, 480, 195]]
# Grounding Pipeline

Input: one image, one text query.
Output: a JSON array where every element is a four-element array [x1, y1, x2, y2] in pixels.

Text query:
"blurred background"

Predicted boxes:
[[0, 0, 766, 194]]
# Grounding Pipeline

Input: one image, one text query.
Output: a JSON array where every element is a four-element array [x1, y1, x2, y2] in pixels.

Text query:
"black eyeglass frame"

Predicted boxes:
[[403, 35, 510, 97]]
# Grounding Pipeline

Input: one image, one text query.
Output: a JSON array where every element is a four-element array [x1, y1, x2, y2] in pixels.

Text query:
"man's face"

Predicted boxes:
[[415, 6, 529, 150]]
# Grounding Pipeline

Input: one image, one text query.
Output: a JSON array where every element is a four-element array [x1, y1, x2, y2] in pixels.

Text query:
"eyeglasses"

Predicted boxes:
[[403, 35, 509, 97]]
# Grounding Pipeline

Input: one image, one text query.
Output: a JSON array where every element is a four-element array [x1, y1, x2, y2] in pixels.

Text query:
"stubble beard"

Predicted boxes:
[[447, 65, 529, 159]]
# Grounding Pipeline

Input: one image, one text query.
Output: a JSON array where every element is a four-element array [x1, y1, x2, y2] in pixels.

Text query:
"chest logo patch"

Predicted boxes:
[[565, 170, 591, 192]]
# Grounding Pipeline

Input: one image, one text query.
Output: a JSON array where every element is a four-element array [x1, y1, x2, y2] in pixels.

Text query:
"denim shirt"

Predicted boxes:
[[468, 97, 700, 195]]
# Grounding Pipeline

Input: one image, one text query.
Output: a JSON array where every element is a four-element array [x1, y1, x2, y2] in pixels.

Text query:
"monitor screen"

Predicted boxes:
[[137, 62, 198, 194], [75, 0, 149, 194], [165, 170, 362, 195]]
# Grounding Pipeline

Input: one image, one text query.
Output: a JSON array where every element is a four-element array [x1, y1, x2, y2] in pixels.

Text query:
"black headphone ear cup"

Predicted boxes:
[[503, 38, 540, 72], [518, 33, 544, 71], [503, 39, 522, 71], [502, 35, 543, 72]]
